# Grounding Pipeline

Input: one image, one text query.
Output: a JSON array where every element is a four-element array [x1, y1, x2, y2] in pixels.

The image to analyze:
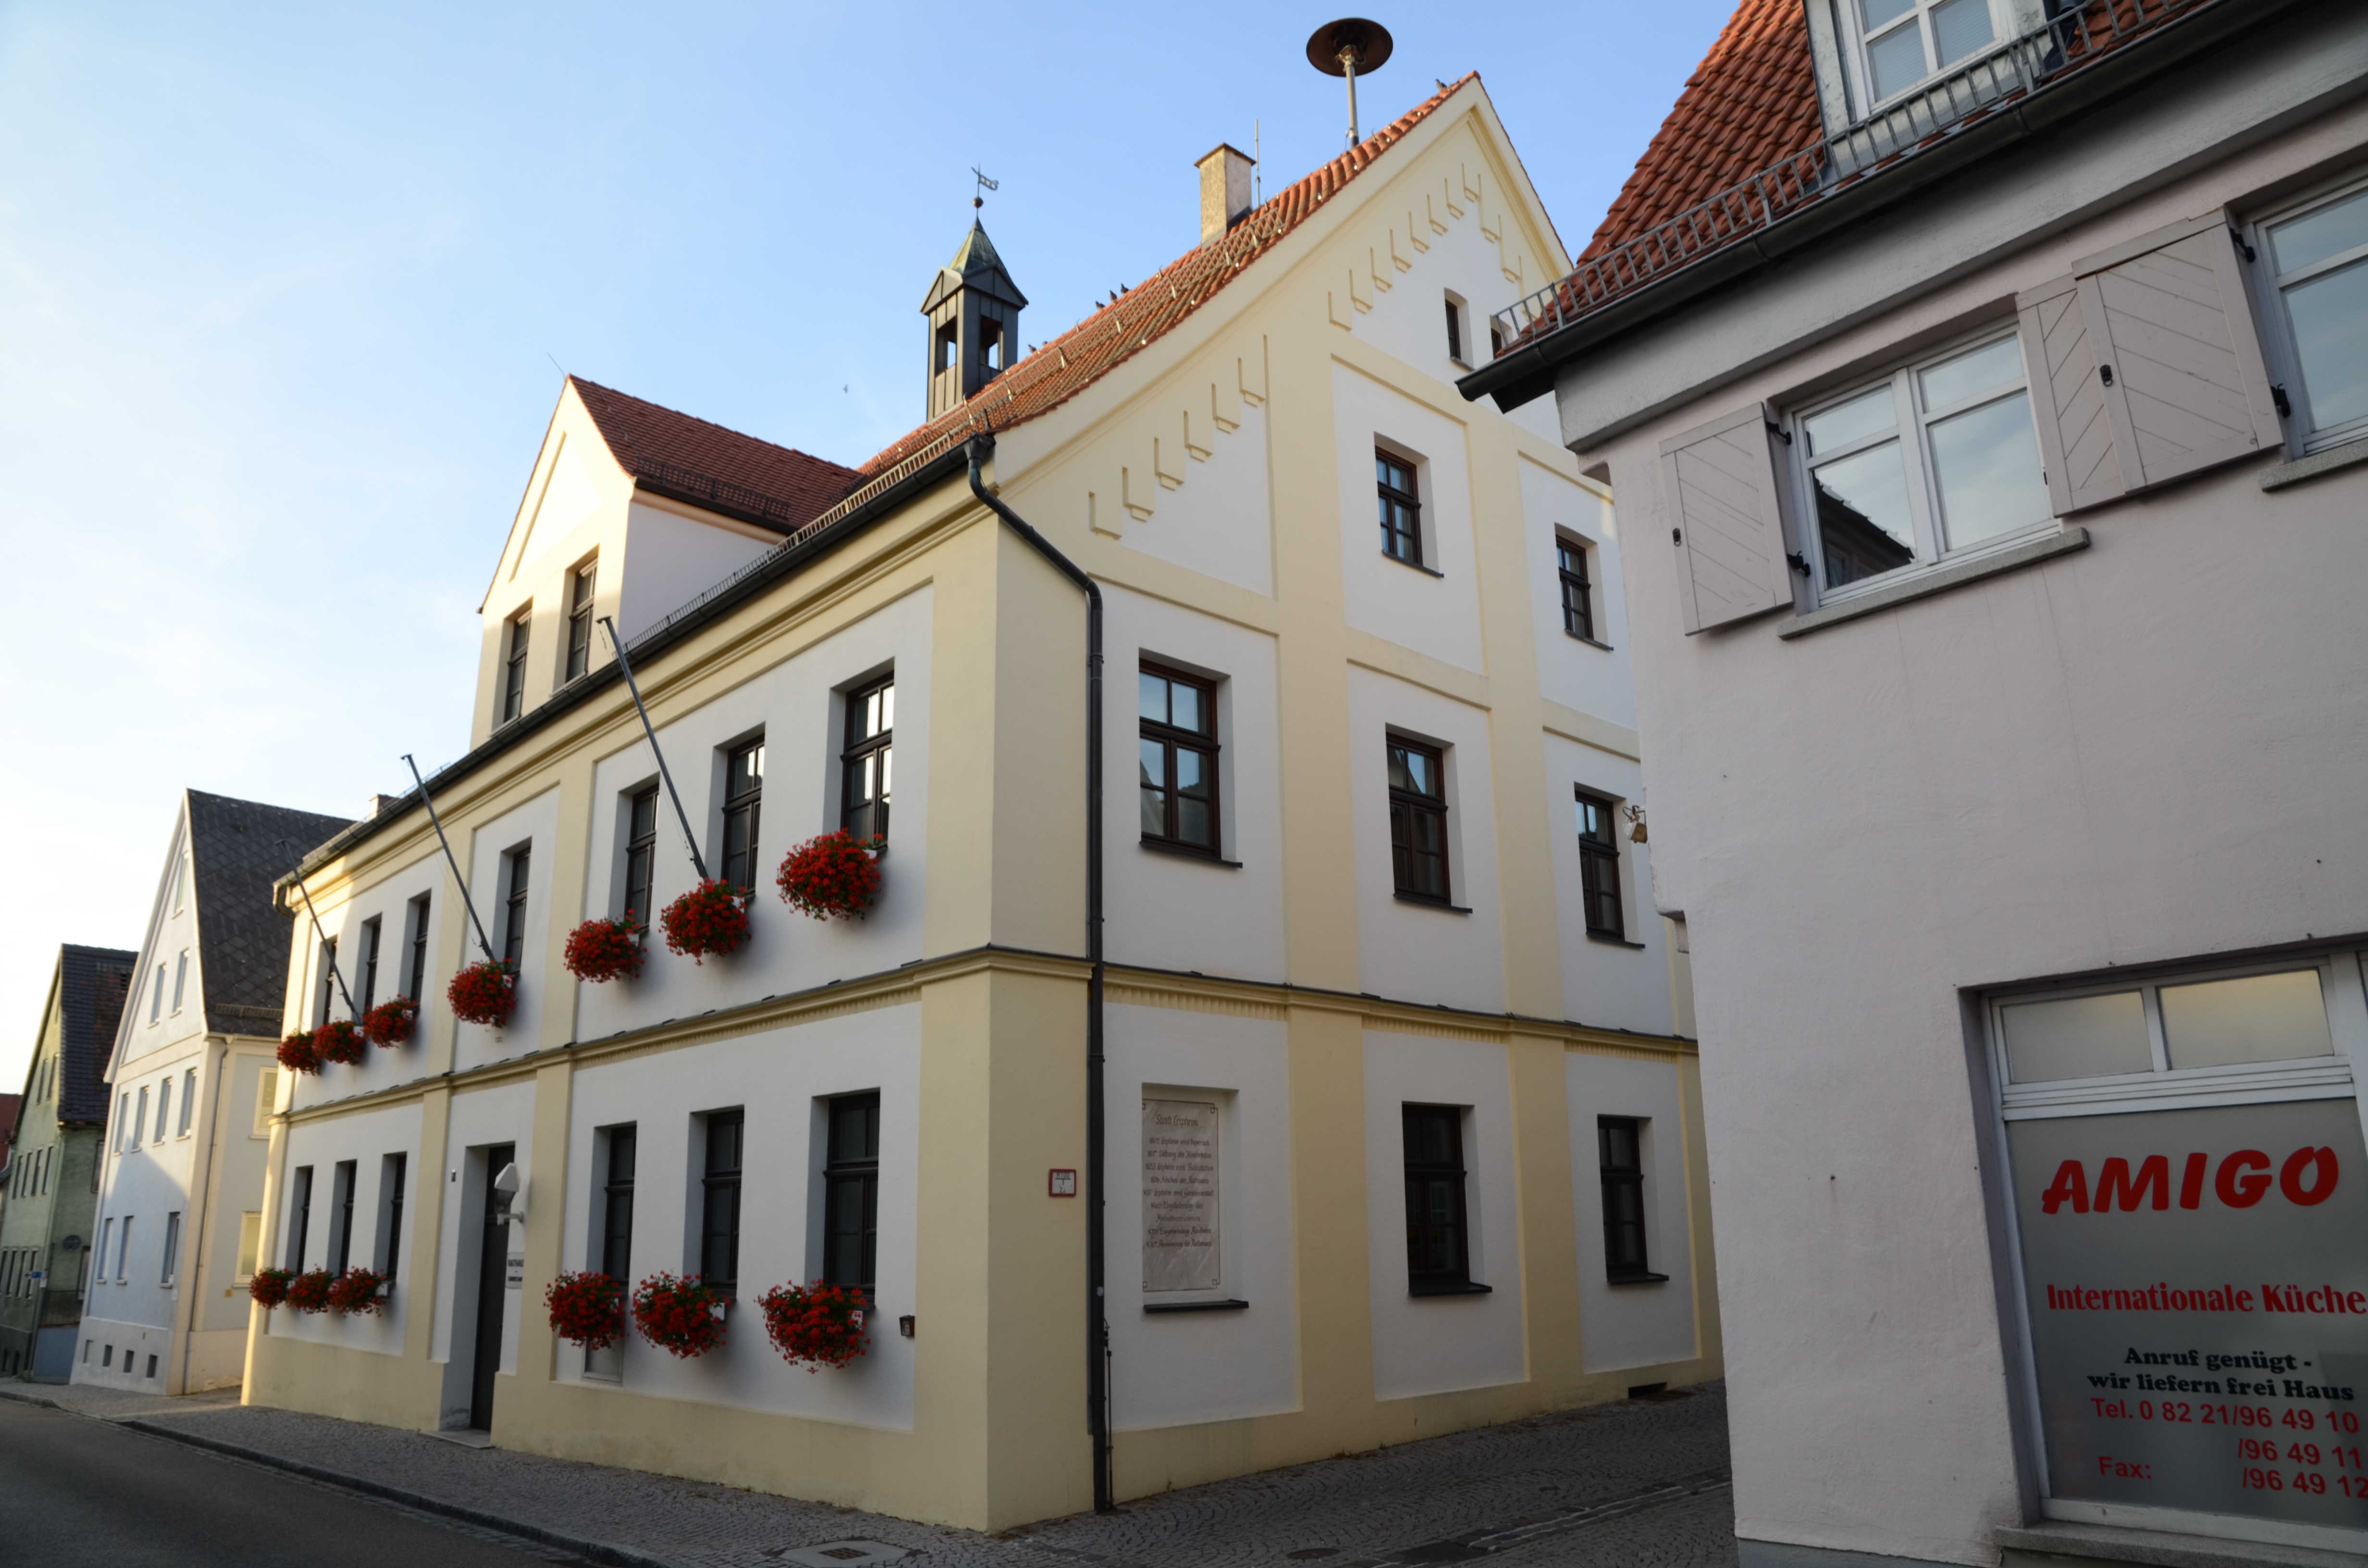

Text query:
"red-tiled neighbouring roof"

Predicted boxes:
[[571, 377, 864, 534], [1581, 0, 1822, 261], [851, 74, 1481, 479]]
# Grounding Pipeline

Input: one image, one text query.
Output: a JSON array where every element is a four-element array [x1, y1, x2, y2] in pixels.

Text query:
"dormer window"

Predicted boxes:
[[1851, 0, 2000, 107]]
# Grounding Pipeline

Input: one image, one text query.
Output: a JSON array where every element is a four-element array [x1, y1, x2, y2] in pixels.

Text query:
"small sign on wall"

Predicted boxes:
[[1048, 1169, 1077, 1197], [1143, 1099, 1221, 1294], [505, 1254, 525, 1289]]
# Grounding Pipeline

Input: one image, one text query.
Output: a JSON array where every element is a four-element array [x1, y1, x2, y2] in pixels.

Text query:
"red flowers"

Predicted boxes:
[[776, 832, 883, 922], [314, 1018, 366, 1067], [757, 1280, 871, 1371], [248, 1268, 296, 1308], [286, 1268, 337, 1313], [660, 880, 751, 964], [630, 1272, 728, 1358], [326, 1266, 390, 1315], [447, 959, 518, 1027], [545, 1270, 627, 1350], [277, 1031, 323, 1076], [564, 915, 646, 983], [363, 995, 417, 1047]]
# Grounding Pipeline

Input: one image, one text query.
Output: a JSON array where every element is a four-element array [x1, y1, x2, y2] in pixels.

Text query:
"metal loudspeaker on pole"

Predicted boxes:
[[1306, 17, 1394, 148]]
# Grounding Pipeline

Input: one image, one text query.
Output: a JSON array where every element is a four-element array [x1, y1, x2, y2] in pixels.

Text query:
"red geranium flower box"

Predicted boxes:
[[776, 831, 883, 922], [660, 880, 751, 964], [546, 1270, 627, 1351], [363, 995, 417, 1047], [564, 915, 646, 984], [758, 1280, 871, 1372], [327, 1266, 390, 1315], [448, 959, 517, 1027], [248, 1267, 296, 1309], [631, 1272, 728, 1358], [314, 1018, 366, 1067], [277, 1030, 322, 1076], [286, 1267, 337, 1313]]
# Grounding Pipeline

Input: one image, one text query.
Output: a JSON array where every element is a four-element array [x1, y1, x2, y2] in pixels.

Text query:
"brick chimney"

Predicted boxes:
[[1196, 144, 1255, 243]]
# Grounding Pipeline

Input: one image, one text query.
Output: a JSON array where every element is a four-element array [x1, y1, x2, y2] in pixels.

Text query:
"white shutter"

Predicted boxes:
[[2016, 275, 2127, 515], [2070, 215, 2282, 493], [1658, 404, 1796, 634]]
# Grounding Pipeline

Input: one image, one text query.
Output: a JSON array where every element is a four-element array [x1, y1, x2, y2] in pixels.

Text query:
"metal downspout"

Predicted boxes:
[[964, 436, 1112, 1513]]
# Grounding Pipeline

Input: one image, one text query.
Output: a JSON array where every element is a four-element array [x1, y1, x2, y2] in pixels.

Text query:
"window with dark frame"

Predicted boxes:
[[601, 1125, 636, 1284], [720, 738, 765, 894], [405, 894, 430, 1002], [287, 1166, 313, 1271], [1489, 320, 1506, 358], [314, 938, 338, 1029], [358, 918, 382, 1014], [842, 677, 894, 844], [564, 558, 598, 683], [502, 609, 531, 723], [1576, 791, 1626, 940], [1403, 1104, 1474, 1294], [382, 1153, 407, 1280], [622, 786, 658, 923], [1138, 665, 1220, 856], [330, 1160, 357, 1274], [1444, 297, 1465, 364], [1598, 1117, 1663, 1282], [1557, 539, 1595, 642], [1388, 739, 1451, 904], [1376, 450, 1423, 565], [824, 1093, 880, 1297], [700, 1110, 743, 1292], [501, 848, 531, 969]]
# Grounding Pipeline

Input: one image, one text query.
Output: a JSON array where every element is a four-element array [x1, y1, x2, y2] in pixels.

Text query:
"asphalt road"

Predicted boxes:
[[0, 1398, 587, 1568]]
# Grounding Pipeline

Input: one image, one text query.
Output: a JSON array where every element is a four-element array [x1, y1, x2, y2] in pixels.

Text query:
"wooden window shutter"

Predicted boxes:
[[1658, 404, 1796, 634], [2069, 214, 2282, 494], [2016, 275, 2127, 515]]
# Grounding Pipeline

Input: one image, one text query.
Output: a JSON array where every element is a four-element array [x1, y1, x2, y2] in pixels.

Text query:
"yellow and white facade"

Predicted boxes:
[[251, 75, 1721, 1529]]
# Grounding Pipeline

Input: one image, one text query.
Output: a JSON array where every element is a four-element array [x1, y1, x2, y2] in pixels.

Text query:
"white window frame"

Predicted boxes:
[[2245, 168, 2368, 458], [1836, 0, 2017, 115], [1788, 324, 2059, 607]]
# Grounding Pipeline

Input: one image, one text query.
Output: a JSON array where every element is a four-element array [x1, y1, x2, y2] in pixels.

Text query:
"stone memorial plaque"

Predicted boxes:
[[1143, 1099, 1220, 1294]]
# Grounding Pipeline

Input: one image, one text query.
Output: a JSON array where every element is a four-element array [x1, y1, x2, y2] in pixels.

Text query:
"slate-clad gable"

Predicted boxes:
[[56, 943, 136, 1127], [185, 791, 352, 1039]]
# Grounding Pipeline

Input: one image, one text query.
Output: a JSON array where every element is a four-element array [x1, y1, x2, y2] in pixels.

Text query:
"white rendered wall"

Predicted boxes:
[[454, 788, 563, 1074], [1362, 1029, 1523, 1400], [1108, 400, 1274, 597], [287, 850, 447, 1113], [1541, 736, 1673, 1037], [1582, 110, 2368, 1567], [1105, 1001, 1295, 1430], [577, 584, 932, 1042], [1332, 366, 1486, 675], [1521, 466, 1635, 731], [616, 500, 777, 644], [86, 1038, 203, 1337], [1566, 1052, 1696, 1372], [1101, 585, 1284, 983], [266, 1101, 423, 1358], [428, 1079, 536, 1423], [1346, 666, 1505, 1014], [558, 1004, 921, 1429], [198, 1052, 279, 1339]]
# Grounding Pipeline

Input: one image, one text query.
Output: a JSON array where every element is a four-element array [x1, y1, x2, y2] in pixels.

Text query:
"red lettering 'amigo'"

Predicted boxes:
[[2216, 1150, 2273, 1208], [2043, 1160, 2089, 1214], [2281, 1146, 2339, 1207], [2097, 1155, 2172, 1213]]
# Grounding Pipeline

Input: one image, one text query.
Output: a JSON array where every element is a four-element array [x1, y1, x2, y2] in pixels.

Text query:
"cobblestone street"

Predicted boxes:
[[1, 1380, 1734, 1568]]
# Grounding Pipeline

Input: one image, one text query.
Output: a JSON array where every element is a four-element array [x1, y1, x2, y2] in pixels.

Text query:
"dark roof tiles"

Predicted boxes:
[[57, 943, 136, 1126], [185, 791, 353, 1039]]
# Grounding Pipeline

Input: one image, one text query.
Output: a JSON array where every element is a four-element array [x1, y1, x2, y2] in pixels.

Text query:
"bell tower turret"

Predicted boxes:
[[922, 220, 1026, 420]]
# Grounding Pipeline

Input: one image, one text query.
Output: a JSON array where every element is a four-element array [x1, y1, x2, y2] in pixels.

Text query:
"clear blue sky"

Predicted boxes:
[[0, 0, 1733, 1089]]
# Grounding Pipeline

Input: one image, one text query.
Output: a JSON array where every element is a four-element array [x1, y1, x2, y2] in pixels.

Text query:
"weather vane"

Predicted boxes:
[[973, 165, 999, 210]]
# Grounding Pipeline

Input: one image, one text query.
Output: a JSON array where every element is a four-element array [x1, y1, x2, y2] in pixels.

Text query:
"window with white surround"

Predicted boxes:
[[180, 1068, 196, 1135], [1843, 0, 2008, 109], [2251, 173, 2368, 455], [170, 950, 189, 1014], [1790, 330, 2053, 600]]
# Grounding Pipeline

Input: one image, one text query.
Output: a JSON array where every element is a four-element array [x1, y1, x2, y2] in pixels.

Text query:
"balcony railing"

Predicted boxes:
[[1491, 0, 2220, 352]]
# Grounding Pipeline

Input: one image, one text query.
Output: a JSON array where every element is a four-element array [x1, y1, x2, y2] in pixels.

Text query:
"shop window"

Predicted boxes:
[[1139, 664, 1221, 856]]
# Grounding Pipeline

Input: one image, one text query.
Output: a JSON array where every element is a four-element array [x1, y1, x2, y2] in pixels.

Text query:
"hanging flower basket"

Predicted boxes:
[[564, 915, 646, 984], [363, 995, 417, 1047], [775, 831, 883, 922], [277, 1030, 323, 1076], [758, 1280, 871, 1372], [545, 1270, 627, 1351], [286, 1267, 338, 1314], [448, 959, 518, 1027], [631, 1272, 728, 1358], [314, 1018, 366, 1067], [248, 1267, 296, 1309], [327, 1266, 390, 1316], [660, 879, 751, 965]]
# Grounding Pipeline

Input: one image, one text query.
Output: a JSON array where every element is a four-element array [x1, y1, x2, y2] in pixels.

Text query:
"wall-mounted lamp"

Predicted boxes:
[[492, 1161, 526, 1224]]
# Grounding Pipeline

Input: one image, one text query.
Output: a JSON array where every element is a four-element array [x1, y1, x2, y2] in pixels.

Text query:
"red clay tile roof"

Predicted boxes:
[[571, 377, 863, 534], [851, 74, 1480, 481], [1581, 0, 1821, 261]]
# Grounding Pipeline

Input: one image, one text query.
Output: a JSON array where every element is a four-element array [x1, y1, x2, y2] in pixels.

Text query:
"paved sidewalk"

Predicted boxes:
[[1, 1377, 1734, 1568]]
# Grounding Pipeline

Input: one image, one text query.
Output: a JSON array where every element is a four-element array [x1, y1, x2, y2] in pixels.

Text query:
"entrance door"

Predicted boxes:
[[468, 1143, 515, 1432]]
